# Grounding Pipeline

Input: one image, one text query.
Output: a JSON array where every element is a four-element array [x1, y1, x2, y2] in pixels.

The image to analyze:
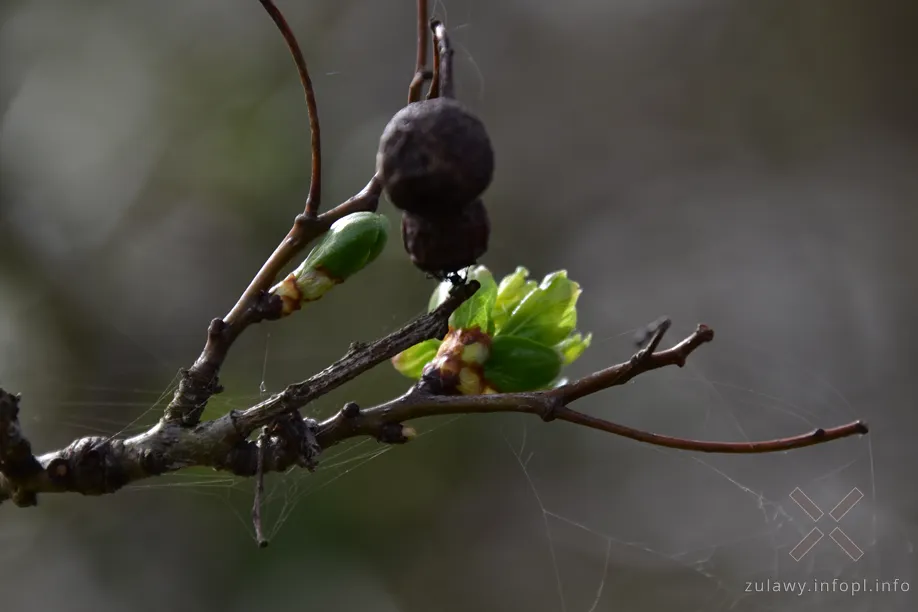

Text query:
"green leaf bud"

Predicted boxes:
[[270, 212, 389, 314]]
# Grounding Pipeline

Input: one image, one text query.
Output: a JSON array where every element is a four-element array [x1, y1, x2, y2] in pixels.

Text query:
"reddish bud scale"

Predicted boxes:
[[420, 327, 492, 395]]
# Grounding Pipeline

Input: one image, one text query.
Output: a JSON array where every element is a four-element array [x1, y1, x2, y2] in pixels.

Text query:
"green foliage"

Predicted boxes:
[[390, 339, 441, 379], [484, 335, 562, 392], [393, 266, 592, 392], [446, 266, 498, 334]]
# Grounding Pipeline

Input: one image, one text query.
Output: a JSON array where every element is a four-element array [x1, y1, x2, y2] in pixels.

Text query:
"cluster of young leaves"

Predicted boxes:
[[392, 266, 592, 392]]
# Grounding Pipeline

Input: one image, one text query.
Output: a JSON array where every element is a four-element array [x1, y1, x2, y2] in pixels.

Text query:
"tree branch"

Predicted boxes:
[[407, 0, 432, 103], [0, 316, 868, 508], [0, 2, 869, 523], [0, 391, 42, 506], [161, 1, 395, 427], [162, 176, 382, 426], [0, 281, 477, 506], [315, 322, 867, 453]]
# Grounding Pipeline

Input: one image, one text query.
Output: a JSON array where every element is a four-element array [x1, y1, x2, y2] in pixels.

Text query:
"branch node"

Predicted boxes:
[[376, 422, 415, 444], [347, 342, 367, 356], [342, 402, 361, 419], [271, 415, 320, 471], [47, 458, 70, 483], [254, 291, 285, 322], [49, 436, 130, 495], [632, 317, 671, 363], [207, 318, 227, 339], [539, 396, 564, 423]]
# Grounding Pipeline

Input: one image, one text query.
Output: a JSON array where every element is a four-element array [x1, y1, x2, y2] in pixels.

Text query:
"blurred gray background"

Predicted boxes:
[[1, 1, 915, 610]]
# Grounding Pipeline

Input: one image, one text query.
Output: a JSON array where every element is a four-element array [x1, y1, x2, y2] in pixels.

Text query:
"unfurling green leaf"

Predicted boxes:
[[484, 335, 563, 392], [555, 332, 592, 365], [446, 266, 498, 334], [428, 280, 452, 313], [499, 270, 581, 346], [493, 266, 537, 331], [391, 338, 442, 380]]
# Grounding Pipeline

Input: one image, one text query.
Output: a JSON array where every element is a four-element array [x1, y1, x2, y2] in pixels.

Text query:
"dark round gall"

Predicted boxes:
[[377, 97, 494, 216], [401, 198, 490, 278]]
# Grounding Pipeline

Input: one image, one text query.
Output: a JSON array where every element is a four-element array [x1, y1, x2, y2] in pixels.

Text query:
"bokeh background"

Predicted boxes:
[[1, 1, 915, 610]]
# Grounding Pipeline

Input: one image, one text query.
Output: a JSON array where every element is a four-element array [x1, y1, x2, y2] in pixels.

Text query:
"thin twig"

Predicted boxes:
[[407, 0, 431, 103], [551, 408, 868, 453], [430, 20, 453, 98], [162, 177, 381, 425], [319, 393, 867, 455], [258, 0, 322, 216], [252, 427, 269, 548], [426, 20, 441, 100], [315, 323, 868, 455], [162, 1, 370, 427], [558, 322, 709, 403], [231, 280, 481, 433]]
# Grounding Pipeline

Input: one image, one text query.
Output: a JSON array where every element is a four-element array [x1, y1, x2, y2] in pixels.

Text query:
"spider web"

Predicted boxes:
[[8, 320, 909, 612], [451, 328, 903, 612]]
